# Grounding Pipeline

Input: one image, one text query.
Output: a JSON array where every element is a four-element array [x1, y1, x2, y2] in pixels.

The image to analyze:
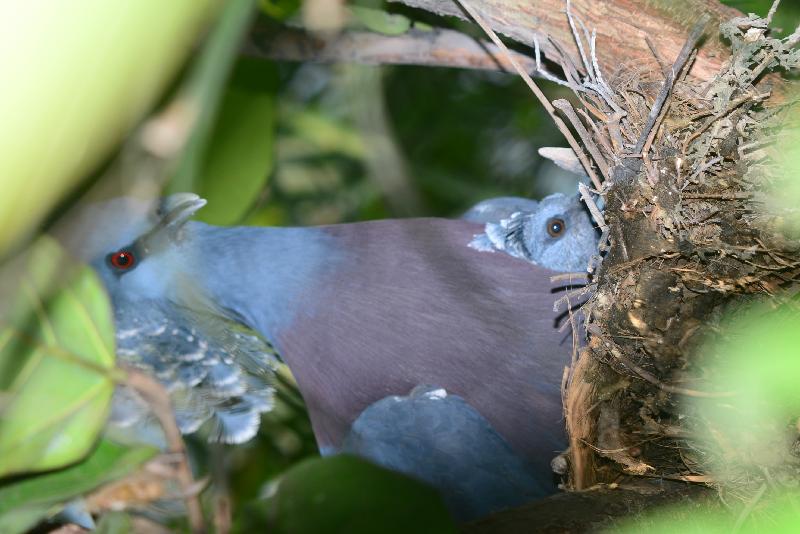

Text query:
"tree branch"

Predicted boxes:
[[386, 0, 742, 83], [245, 24, 540, 74]]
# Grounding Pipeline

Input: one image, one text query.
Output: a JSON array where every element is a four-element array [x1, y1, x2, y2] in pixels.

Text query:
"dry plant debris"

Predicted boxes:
[[525, 0, 800, 509]]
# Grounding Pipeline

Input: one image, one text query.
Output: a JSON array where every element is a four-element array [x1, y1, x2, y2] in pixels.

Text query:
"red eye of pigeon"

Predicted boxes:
[[109, 250, 136, 270]]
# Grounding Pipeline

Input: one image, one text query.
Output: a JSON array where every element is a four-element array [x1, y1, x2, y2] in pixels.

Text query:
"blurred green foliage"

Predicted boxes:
[[691, 304, 800, 473], [612, 491, 800, 533], [0, 440, 156, 534], [350, 6, 413, 35], [257, 63, 578, 227], [196, 57, 279, 225], [95, 512, 135, 534], [169, 0, 261, 195], [245, 455, 457, 533], [258, 0, 301, 21], [1, 0, 799, 531]]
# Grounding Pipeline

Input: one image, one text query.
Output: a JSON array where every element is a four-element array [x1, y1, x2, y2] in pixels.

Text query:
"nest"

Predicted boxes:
[[548, 6, 800, 507]]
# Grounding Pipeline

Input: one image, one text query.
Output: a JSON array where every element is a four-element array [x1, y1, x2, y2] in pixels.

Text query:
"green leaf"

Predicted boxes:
[[0, 439, 155, 534], [350, 6, 411, 36], [196, 57, 279, 226], [0, 505, 50, 534], [688, 304, 800, 473], [168, 0, 260, 195], [253, 455, 457, 534], [0, 237, 116, 477]]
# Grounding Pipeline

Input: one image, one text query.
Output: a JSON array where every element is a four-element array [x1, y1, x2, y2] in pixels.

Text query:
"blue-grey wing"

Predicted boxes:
[[340, 385, 552, 521], [110, 298, 279, 444]]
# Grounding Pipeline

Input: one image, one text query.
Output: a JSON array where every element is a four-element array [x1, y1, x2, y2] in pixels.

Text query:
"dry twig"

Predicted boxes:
[[123, 368, 206, 533], [634, 14, 710, 156]]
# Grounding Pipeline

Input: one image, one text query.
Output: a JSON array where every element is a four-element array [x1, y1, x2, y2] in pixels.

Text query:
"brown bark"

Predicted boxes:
[[250, 0, 744, 84], [387, 0, 741, 82]]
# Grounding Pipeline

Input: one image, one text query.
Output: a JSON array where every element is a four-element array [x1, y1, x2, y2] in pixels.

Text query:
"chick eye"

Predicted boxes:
[[546, 217, 566, 238], [109, 250, 136, 270]]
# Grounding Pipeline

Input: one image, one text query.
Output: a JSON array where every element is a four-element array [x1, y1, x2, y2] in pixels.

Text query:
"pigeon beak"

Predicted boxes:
[[137, 193, 207, 254], [158, 193, 208, 230]]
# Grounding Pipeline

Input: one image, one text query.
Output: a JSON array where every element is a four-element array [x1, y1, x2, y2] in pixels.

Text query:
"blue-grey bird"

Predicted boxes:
[[67, 192, 596, 520], [338, 192, 596, 519], [341, 385, 552, 520]]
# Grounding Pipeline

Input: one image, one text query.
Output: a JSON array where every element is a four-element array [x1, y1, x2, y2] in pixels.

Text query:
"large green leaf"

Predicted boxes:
[[0, 237, 116, 477], [0, 439, 156, 534], [196, 57, 279, 225], [247, 455, 457, 533], [0, 0, 222, 259]]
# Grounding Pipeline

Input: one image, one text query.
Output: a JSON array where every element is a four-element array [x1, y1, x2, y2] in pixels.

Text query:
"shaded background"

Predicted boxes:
[[0, 0, 798, 531]]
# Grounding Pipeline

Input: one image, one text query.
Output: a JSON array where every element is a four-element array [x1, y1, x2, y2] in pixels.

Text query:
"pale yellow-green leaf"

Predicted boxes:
[[281, 105, 366, 159], [0, 0, 223, 258], [0, 238, 116, 477]]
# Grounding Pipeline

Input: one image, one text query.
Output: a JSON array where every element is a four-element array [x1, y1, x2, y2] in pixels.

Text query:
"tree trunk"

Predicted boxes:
[[249, 0, 744, 84], [389, 0, 741, 82]]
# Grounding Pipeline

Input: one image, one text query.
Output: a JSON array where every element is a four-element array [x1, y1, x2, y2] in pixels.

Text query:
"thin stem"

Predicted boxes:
[[124, 368, 206, 533], [634, 14, 709, 155]]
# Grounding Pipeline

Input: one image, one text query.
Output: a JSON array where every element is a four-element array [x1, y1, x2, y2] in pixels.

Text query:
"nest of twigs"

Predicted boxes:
[[545, 6, 800, 506]]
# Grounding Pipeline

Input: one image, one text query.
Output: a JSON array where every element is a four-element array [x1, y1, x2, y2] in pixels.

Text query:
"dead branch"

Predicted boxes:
[[552, 99, 610, 185], [388, 0, 741, 83], [633, 14, 709, 155]]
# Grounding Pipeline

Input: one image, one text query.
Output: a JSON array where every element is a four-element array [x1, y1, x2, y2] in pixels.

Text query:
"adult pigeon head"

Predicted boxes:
[[65, 194, 280, 444]]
